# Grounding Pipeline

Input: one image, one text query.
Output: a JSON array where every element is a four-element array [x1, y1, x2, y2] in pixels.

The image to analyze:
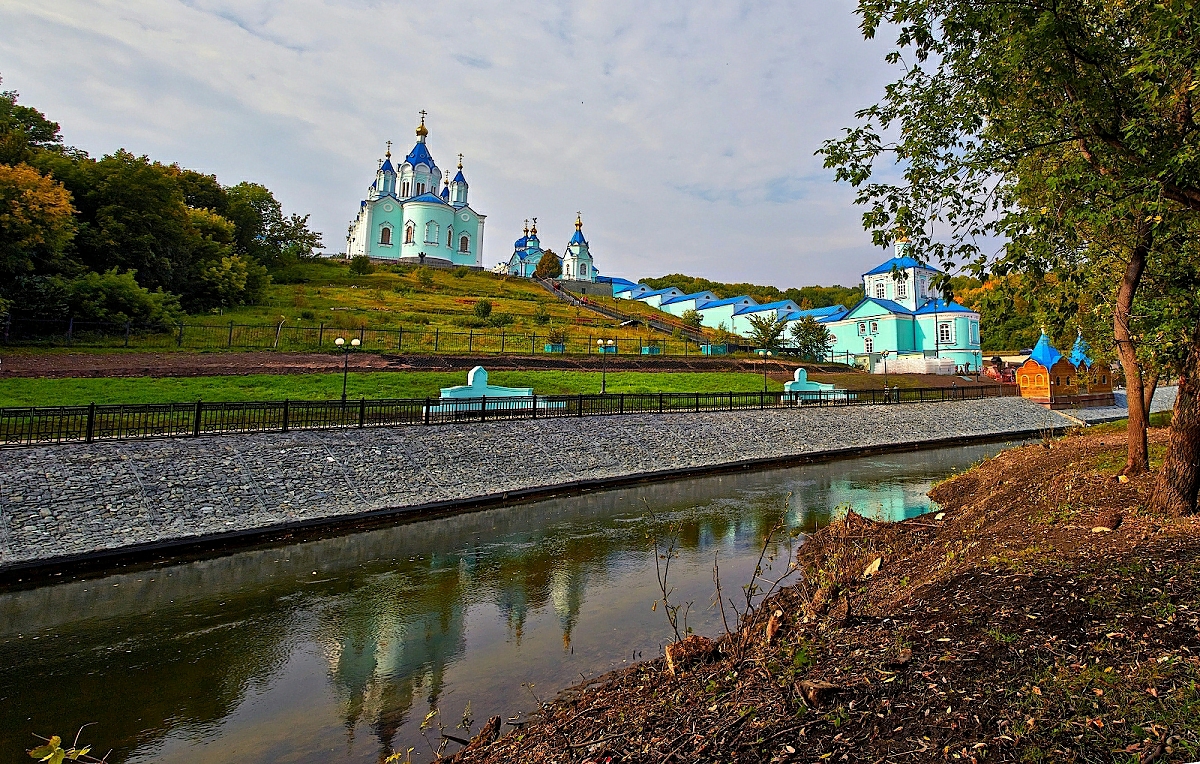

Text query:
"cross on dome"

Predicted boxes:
[[385, 140, 392, 158]]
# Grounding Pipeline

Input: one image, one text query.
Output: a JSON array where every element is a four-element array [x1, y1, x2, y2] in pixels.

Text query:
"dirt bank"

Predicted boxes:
[[0, 351, 999, 390], [450, 426, 1200, 763]]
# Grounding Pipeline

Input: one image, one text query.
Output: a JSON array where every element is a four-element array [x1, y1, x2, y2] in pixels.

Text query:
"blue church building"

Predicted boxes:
[[345, 114, 486, 267]]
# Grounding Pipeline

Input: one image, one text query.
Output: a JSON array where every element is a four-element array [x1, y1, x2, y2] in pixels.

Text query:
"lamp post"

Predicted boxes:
[[756, 349, 772, 391], [335, 336, 361, 401], [597, 338, 614, 393], [880, 350, 892, 396]]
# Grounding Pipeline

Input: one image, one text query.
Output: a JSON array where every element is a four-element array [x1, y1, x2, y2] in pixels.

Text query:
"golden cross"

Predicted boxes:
[[419, 109, 427, 122], [385, 140, 392, 157]]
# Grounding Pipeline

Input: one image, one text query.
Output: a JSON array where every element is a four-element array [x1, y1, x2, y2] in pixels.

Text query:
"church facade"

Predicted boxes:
[[345, 114, 486, 267], [505, 214, 597, 281]]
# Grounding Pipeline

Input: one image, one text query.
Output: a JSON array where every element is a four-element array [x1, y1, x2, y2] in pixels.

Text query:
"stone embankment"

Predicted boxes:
[[0, 398, 1076, 572]]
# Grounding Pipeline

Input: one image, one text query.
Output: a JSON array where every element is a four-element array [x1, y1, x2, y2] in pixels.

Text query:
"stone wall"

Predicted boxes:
[[0, 398, 1073, 571]]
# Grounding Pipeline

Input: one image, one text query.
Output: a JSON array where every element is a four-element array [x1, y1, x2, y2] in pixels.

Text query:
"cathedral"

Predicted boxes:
[[345, 114, 486, 267], [504, 214, 597, 282]]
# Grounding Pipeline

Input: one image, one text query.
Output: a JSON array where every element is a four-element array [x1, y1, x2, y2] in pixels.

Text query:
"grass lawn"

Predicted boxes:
[[0, 371, 785, 407]]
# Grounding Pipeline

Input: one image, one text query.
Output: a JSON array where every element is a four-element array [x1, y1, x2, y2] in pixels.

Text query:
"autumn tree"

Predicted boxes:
[[821, 0, 1200, 513], [533, 249, 562, 279]]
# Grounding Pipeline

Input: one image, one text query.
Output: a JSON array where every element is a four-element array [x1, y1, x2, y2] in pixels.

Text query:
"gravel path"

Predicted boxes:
[[1060, 386, 1178, 424], [0, 397, 1072, 570]]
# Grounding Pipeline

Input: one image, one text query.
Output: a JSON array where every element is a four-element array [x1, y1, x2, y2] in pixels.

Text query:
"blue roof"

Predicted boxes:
[[569, 229, 587, 246], [601, 276, 637, 287], [734, 300, 799, 315], [408, 192, 449, 205], [698, 296, 757, 309], [913, 298, 974, 315], [514, 235, 529, 248], [453, 170, 467, 184], [780, 305, 847, 321], [404, 140, 437, 169], [818, 310, 849, 323], [662, 291, 715, 306], [636, 288, 683, 299], [863, 255, 941, 276], [440, 185, 450, 199], [1028, 332, 1063, 369], [379, 157, 395, 174], [1069, 333, 1093, 368], [863, 297, 914, 315]]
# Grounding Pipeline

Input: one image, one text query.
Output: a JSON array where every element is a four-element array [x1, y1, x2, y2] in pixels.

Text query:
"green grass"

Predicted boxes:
[[0, 371, 785, 406]]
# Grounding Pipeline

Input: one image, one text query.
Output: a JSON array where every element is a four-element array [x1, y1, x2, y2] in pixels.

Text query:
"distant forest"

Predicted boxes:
[[640, 274, 864, 311], [0, 76, 322, 325]]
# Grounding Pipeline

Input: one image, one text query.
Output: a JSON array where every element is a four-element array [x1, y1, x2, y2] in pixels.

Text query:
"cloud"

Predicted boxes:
[[0, 0, 901, 288]]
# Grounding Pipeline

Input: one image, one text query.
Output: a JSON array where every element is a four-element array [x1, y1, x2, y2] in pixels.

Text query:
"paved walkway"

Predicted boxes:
[[1061, 386, 1177, 424], [0, 397, 1074, 571]]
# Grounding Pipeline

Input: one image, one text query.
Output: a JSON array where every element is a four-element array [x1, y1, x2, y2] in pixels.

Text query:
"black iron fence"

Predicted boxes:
[[0, 384, 1015, 448], [0, 316, 712, 356]]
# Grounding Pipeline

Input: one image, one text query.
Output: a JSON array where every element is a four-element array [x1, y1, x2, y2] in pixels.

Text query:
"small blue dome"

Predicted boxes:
[[379, 157, 395, 174], [440, 185, 450, 200], [569, 229, 587, 246], [1029, 332, 1063, 369], [514, 235, 529, 249], [405, 141, 436, 169], [453, 170, 467, 184]]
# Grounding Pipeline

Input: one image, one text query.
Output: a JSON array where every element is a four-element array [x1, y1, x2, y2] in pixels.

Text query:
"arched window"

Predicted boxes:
[[874, 282, 885, 299], [379, 226, 392, 245], [404, 224, 415, 244], [401, 182, 410, 197], [447, 227, 453, 248], [1035, 374, 1045, 386], [425, 221, 439, 244], [460, 235, 470, 252], [416, 183, 426, 195], [864, 337, 874, 353], [938, 322, 953, 344], [1020, 375, 1029, 386], [581, 263, 587, 274]]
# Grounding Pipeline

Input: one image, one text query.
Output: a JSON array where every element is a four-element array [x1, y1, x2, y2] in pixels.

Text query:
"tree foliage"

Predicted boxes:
[[745, 313, 788, 350], [533, 249, 562, 279], [789, 316, 833, 361], [679, 308, 703, 329]]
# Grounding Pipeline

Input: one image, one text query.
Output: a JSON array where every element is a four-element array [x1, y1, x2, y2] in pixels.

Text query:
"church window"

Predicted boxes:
[[938, 322, 954, 344], [864, 337, 874, 353], [897, 280, 906, 299], [1036, 374, 1045, 386], [447, 227, 453, 248], [417, 183, 426, 195], [581, 263, 587, 274], [379, 226, 392, 245], [857, 322, 866, 335], [404, 224, 415, 244], [402, 182, 410, 197], [874, 281, 885, 299], [460, 235, 470, 252], [869, 320, 878, 334], [1021, 375, 1029, 386], [425, 221, 439, 244]]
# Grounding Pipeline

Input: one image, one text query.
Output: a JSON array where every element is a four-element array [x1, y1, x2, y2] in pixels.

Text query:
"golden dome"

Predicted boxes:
[[415, 111, 428, 138]]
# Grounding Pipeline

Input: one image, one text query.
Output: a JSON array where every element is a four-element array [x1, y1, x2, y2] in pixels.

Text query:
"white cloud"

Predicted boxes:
[[0, 0, 901, 288]]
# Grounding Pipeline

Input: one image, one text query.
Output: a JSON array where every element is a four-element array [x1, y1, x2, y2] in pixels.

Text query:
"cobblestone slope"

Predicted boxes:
[[0, 398, 1072, 569]]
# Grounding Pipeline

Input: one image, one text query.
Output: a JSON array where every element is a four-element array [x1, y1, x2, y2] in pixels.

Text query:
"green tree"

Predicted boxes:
[[0, 80, 62, 165], [789, 316, 832, 362], [349, 254, 374, 275], [0, 163, 75, 289], [532, 303, 551, 325], [63, 268, 183, 325], [473, 299, 493, 319], [533, 249, 561, 279], [820, 0, 1200, 512], [745, 313, 788, 351], [225, 182, 323, 268], [679, 308, 703, 329]]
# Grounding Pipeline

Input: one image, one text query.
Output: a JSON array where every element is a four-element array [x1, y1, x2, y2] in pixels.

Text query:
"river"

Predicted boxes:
[[0, 441, 1015, 763]]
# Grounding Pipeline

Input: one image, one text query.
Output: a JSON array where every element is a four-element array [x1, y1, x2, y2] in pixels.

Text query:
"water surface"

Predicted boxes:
[[0, 442, 1012, 763]]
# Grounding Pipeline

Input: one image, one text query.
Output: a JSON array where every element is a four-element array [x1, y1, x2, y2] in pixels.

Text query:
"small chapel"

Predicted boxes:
[[504, 214, 597, 282], [1016, 331, 1115, 408], [344, 113, 486, 267]]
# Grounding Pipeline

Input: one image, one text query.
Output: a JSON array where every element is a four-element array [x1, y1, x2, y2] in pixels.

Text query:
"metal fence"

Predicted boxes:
[[0, 316, 713, 356], [0, 384, 1015, 448]]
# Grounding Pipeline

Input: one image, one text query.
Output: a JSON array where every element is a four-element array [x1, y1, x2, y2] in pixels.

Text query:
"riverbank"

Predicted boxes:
[[1, 398, 1069, 575], [452, 424, 1200, 763]]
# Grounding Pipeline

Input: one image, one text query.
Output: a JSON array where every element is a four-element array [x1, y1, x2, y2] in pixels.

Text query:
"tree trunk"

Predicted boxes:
[[1152, 337, 1200, 516], [1142, 371, 1159, 428], [1115, 224, 1150, 476]]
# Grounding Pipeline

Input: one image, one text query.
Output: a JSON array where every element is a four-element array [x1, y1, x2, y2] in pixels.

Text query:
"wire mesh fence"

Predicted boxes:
[[0, 384, 1015, 448], [0, 316, 712, 356]]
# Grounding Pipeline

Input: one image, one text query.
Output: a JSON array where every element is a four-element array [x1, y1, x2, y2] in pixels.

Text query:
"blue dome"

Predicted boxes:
[[1028, 332, 1063, 369], [379, 157, 395, 174], [453, 170, 467, 184], [405, 140, 437, 169], [569, 229, 587, 246], [514, 235, 529, 249], [440, 185, 450, 200]]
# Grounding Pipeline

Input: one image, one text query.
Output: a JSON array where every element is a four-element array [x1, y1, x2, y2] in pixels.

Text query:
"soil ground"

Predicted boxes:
[[449, 423, 1200, 763], [0, 351, 999, 391]]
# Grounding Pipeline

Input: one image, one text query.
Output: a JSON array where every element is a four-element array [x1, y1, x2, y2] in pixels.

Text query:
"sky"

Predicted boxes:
[[0, 0, 903, 289]]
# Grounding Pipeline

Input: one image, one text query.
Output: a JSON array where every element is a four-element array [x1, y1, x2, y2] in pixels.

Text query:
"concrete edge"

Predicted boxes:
[[0, 425, 1061, 586]]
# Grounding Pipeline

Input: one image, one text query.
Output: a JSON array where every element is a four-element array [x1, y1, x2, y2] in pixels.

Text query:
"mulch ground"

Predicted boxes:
[[0, 351, 996, 390], [448, 426, 1200, 763]]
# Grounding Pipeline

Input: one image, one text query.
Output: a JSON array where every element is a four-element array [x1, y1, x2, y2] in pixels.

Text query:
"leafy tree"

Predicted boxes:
[[532, 303, 551, 325], [745, 313, 788, 351], [679, 308, 703, 329], [473, 299, 493, 319], [63, 268, 183, 325], [173, 167, 227, 214], [789, 316, 832, 361], [713, 322, 736, 348], [533, 249, 561, 279], [225, 182, 322, 268], [0, 80, 62, 165], [820, 0, 1200, 512], [0, 163, 75, 288], [348, 254, 374, 275]]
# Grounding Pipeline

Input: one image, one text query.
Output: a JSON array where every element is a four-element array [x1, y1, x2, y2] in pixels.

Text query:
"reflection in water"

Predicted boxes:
[[0, 442, 1012, 763]]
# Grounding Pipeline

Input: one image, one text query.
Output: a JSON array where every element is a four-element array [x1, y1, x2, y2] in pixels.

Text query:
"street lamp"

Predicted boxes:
[[756, 349, 772, 391], [597, 338, 615, 393], [880, 350, 892, 397], [335, 336, 361, 401]]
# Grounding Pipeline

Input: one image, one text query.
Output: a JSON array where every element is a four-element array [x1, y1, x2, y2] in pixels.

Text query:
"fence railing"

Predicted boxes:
[[0, 384, 1015, 448], [0, 316, 714, 356]]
